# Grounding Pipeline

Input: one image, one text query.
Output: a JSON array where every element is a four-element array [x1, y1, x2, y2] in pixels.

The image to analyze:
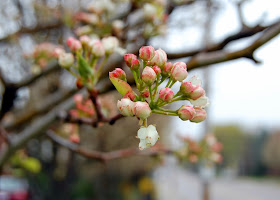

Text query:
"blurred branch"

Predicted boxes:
[[0, 63, 60, 120], [58, 111, 124, 127], [186, 19, 280, 69], [3, 88, 78, 130], [0, 74, 123, 169], [0, 126, 10, 145], [0, 22, 63, 42], [167, 19, 280, 59], [46, 130, 172, 162]]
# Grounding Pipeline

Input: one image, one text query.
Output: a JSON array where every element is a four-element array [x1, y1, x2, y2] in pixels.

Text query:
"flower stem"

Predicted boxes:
[[95, 56, 108, 84], [152, 109, 178, 116]]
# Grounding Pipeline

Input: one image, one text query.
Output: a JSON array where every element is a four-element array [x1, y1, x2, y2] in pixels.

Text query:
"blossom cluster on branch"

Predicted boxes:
[[56, 35, 124, 90], [177, 134, 223, 164], [110, 46, 209, 150]]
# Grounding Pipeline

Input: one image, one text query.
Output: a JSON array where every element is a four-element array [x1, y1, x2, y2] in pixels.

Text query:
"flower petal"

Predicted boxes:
[[137, 127, 147, 139]]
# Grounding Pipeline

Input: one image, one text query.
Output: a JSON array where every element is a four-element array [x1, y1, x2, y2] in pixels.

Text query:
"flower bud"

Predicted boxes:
[[139, 46, 155, 61], [141, 90, 150, 98], [190, 87, 205, 100], [178, 105, 195, 121], [109, 68, 126, 81], [58, 52, 74, 68], [90, 40, 105, 57], [162, 62, 173, 76], [152, 65, 161, 75], [79, 35, 91, 46], [180, 81, 205, 100], [112, 20, 125, 34], [66, 37, 82, 52], [73, 94, 83, 104], [142, 66, 156, 85], [190, 107, 207, 123], [138, 125, 159, 150], [102, 36, 119, 54], [76, 78, 83, 89], [134, 101, 151, 120], [53, 48, 65, 58], [70, 134, 80, 144], [171, 62, 188, 82], [124, 54, 137, 67], [124, 91, 136, 101], [150, 48, 167, 67], [117, 98, 135, 117], [143, 3, 157, 20], [159, 88, 174, 102], [131, 59, 140, 70]]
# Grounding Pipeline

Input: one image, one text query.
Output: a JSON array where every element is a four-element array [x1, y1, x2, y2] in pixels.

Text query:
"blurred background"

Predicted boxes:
[[0, 0, 280, 200]]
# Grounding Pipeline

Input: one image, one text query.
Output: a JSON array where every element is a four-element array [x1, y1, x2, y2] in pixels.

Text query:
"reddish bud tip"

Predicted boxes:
[[159, 87, 174, 102]]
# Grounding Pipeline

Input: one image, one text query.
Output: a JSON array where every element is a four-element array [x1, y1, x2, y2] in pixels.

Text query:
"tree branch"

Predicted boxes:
[[186, 19, 280, 70], [46, 130, 172, 162], [0, 22, 63, 42], [167, 19, 280, 59]]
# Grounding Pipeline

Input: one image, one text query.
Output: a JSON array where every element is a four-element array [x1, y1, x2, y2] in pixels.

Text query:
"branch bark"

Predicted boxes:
[[186, 19, 280, 70], [167, 19, 280, 59], [46, 130, 172, 162]]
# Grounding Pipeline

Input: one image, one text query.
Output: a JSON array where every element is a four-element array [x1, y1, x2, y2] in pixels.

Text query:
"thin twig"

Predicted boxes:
[[46, 130, 173, 162]]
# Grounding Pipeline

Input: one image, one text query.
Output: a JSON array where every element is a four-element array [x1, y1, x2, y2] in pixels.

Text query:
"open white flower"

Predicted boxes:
[[189, 75, 202, 86], [137, 125, 159, 150], [190, 95, 209, 108]]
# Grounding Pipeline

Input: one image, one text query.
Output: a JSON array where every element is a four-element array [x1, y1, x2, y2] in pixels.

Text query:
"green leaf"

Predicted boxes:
[[109, 76, 133, 96], [20, 157, 41, 174], [77, 54, 93, 79]]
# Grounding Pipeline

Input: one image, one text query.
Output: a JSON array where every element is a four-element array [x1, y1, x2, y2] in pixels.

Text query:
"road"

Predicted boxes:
[[153, 157, 280, 200]]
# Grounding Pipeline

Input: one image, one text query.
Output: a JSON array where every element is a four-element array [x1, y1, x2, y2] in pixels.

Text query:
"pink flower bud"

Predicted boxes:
[[117, 98, 135, 117], [162, 62, 173, 76], [90, 40, 105, 57], [109, 68, 126, 81], [70, 134, 80, 144], [150, 48, 167, 67], [134, 101, 151, 120], [58, 52, 74, 68], [66, 37, 82, 52], [53, 48, 65, 58], [141, 90, 150, 98], [124, 54, 137, 67], [79, 35, 91, 46], [131, 59, 140, 70], [124, 91, 136, 101], [159, 87, 174, 102], [73, 94, 83, 104], [152, 65, 161, 75], [190, 107, 207, 123], [178, 105, 195, 121], [180, 82, 205, 100], [190, 87, 205, 100], [171, 62, 188, 82], [139, 46, 155, 61], [142, 66, 156, 85]]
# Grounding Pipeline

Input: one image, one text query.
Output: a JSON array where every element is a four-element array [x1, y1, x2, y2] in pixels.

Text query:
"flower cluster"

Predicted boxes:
[[177, 134, 223, 164], [56, 36, 123, 90], [74, 0, 167, 39], [25, 42, 63, 73], [110, 46, 209, 150], [69, 94, 95, 118]]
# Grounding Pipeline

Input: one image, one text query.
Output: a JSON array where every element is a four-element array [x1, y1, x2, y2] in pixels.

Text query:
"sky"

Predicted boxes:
[[150, 0, 280, 140]]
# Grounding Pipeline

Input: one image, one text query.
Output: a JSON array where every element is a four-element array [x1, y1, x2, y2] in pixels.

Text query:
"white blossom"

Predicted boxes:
[[137, 125, 159, 150]]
